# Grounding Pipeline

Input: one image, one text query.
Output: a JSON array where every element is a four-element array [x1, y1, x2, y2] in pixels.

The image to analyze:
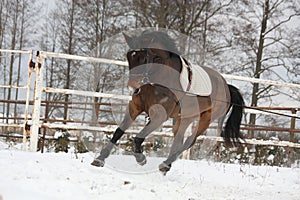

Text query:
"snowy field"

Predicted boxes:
[[0, 142, 300, 200]]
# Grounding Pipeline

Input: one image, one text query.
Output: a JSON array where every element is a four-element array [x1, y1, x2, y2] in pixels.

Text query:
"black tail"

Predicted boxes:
[[222, 84, 244, 143]]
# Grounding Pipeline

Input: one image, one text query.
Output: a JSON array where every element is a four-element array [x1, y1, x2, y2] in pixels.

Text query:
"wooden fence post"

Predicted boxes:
[[30, 52, 44, 152], [290, 109, 296, 143], [22, 51, 33, 151], [41, 101, 49, 153], [287, 109, 297, 167]]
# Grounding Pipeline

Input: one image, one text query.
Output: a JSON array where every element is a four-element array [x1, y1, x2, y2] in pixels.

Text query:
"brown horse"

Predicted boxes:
[[91, 30, 244, 174]]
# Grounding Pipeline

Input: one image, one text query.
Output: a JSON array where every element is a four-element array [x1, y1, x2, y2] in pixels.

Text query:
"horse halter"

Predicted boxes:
[[127, 48, 155, 87]]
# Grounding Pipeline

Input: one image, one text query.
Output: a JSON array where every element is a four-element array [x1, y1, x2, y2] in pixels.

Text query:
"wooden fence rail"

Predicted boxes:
[[1, 99, 299, 133]]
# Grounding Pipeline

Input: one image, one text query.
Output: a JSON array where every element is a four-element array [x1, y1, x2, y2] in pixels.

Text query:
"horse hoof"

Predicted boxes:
[[138, 158, 147, 166], [134, 153, 147, 166], [158, 162, 171, 175], [91, 159, 105, 167]]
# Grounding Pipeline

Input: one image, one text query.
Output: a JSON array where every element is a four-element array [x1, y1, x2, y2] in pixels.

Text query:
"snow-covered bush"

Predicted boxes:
[[54, 130, 70, 153]]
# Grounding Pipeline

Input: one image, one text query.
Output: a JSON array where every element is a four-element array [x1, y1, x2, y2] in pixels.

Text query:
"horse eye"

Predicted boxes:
[[153, 56, 161, 62]]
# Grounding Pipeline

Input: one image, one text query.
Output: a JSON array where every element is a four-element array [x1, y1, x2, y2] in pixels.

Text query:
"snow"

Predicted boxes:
[[0, 141, 300, 200]]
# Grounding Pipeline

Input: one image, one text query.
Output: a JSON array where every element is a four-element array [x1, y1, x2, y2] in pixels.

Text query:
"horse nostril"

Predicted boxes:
[[134, 88, 140, 94]]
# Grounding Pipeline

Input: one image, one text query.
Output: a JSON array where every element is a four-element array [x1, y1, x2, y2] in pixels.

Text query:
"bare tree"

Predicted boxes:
[[219, 0, 300, 137], [128, 0, 232, 35]]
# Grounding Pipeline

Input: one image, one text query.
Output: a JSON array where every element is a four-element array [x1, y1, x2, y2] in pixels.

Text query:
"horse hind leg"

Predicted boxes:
[[133, 104, 168, 166], [159, 110, 211, 174], [217, 114, 226, 136], [159, 118, 193, 174]]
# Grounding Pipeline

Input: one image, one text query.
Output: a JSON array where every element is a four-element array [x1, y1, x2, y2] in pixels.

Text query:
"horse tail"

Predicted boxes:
[[222, 84, 244, 143]]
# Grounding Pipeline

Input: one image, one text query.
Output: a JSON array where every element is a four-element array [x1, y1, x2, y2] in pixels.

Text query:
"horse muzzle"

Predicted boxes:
[[128, 80, 141, 94], [128, 76, 151, 94]]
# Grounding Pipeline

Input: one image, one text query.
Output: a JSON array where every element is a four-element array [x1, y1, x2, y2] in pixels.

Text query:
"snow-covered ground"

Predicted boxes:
[[0, 141, 300, 200]]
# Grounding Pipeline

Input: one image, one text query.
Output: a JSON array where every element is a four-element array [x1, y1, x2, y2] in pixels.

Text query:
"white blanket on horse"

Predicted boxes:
[[179, 56, 212, 96]]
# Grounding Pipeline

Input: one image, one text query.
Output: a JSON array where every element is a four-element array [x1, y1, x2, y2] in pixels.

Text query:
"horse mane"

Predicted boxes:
[[140, 30, 180, 56]]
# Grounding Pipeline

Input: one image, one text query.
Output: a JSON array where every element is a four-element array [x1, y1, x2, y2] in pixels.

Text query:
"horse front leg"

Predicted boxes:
[[91, 101, 141, 167], [133, 104, 168, 165]]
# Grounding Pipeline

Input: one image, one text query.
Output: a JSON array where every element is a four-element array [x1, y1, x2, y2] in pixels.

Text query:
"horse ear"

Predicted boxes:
[[123, 33, 133, 48]]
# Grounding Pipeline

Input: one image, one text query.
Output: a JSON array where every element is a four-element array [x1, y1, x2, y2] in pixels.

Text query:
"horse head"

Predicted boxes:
[[123, 31, 182, 93]]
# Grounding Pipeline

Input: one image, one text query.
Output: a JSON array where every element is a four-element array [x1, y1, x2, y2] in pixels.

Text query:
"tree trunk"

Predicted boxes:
[[63, 0, 75, 123], [0, 1, 8, 120], [248, 0, 269, 138], [7, 0, 19, 124], [14, 0, 26, 123]]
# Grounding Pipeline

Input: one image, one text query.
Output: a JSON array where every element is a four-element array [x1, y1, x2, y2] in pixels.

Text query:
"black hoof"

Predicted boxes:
[[134, 153, 147, 166], [158, 162, 171, 175], [91, 159, 105, 167]]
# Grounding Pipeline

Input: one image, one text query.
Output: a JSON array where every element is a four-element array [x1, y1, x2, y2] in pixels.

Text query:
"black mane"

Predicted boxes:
[[132, 30, 180, 56]]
